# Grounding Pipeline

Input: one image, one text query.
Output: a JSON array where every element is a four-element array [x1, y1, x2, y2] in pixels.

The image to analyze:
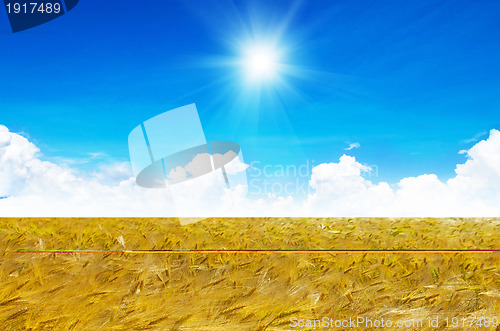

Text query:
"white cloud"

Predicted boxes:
[[166, 153, 213, 184], [463, 131, 488, 144], [93, 161, 133, 184], [1, 125, 500, 217], [0, 125, 12, 148], [304, 155, 394, 216], [344, 142, 360, 150], [88, 152, 108, 158], [0, 126, 174, 215]]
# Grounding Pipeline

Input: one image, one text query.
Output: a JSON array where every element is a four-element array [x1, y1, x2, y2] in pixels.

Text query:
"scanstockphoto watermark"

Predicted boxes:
[[248, 160, 379, 196], [248, 160, 314, 196], [290, 316, 425, 328], [290, 316, 499, 329]]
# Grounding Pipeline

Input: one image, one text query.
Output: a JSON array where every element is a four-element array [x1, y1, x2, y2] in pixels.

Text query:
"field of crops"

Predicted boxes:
[[1, 218, 499, 330]]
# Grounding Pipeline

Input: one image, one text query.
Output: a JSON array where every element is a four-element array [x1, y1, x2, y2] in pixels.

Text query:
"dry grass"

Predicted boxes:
[[0, 217, 499, 330]]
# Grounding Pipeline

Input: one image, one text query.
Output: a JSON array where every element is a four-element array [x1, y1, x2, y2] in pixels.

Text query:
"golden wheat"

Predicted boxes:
[[0, 218, 499, 330]]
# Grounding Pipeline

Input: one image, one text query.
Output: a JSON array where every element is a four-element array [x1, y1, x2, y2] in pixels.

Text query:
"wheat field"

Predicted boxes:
[[0, 218, 499, 330]]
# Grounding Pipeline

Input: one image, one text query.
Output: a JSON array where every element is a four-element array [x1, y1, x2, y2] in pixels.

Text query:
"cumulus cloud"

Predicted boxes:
[[0, 126, 174, 215], [344, 142, 360, 150], [1, 125, 500, 217], [0, 125, 12, 148], [305, 156, 394, 216], [93, 162, 133, 184]]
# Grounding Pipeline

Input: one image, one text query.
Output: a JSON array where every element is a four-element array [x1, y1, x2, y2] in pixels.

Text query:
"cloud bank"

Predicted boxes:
[[1, 124, 500, 217]]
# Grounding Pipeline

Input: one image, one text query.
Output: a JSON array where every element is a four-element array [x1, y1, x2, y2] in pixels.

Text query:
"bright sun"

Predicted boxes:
[[242, 45, 279, 83]]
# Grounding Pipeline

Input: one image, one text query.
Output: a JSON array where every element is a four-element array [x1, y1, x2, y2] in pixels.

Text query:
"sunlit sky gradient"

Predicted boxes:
[[1, 0, 500, 189]]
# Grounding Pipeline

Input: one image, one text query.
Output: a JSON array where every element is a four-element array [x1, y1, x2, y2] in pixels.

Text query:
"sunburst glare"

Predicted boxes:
[[241, 44, 280, 84]]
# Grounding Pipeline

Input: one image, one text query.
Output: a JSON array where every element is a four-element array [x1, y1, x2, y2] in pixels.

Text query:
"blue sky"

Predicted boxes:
[[1, 0, 500, 190]]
